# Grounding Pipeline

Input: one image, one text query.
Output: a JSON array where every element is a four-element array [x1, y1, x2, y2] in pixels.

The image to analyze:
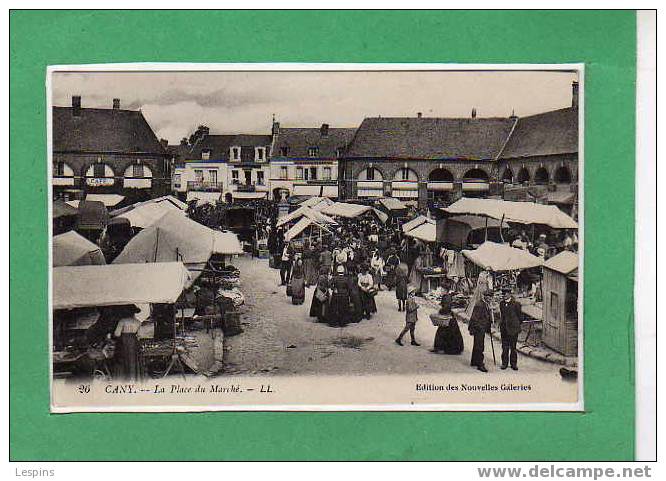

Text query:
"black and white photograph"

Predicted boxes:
[[49, 65, 582, 411]]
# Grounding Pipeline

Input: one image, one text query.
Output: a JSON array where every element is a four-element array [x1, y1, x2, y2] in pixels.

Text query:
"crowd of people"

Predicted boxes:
[[262, 205, 578, 373]]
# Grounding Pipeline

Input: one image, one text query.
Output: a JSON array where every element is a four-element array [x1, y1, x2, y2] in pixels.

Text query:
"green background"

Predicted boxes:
[[10, 10, 636, 460]]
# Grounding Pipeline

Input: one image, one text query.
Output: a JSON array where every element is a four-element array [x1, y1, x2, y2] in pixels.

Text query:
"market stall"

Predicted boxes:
[[541, 251, 579, 356], [53, 231, 106, 267], [52, 262, 193, 379], [113, 210, 243, 282], [52, 199, 79, 235], [442, 197, 578, 229]]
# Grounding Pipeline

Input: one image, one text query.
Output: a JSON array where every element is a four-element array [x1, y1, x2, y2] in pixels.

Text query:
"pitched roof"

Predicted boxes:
[[345, 117, 515, 160], [499, 107, 578, 159], [231, 134, 272, 147], [189, 134, 236, 161], [272, 127, 357, 159], [166, 143, 193, 163], [52, 106, 166, 154], [188, 134, 272, 161]]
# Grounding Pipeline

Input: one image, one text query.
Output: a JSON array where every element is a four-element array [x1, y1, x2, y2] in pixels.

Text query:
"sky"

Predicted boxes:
[[52, 69, 579, 144]]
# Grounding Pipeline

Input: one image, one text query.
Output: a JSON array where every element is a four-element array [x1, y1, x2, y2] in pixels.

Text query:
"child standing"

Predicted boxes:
[[395, 288, 421, 346]]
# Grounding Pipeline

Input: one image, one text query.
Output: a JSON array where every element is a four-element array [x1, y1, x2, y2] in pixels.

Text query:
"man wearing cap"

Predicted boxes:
[[395, 287, 420, 346], [499, 289, 523, 370], [468, 292, 493, 372]]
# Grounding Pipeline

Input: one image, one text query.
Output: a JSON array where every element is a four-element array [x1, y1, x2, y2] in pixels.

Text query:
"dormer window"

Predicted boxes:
[[308, 146, 319, 158], [280, 146, 290, 156], [336, 148, 343, 157], [201, 149, 211, 160], [231, 147, 240, 161], [255, 147, 265, 161]]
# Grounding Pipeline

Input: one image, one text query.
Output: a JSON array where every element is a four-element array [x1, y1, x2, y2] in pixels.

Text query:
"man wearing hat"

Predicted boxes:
[[468, 292, 493, 372], [498, 289, 523, 370]]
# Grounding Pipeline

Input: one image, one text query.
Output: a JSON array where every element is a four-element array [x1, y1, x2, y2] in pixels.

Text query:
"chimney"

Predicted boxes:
[[572, 81, 579, 108], [112, 98, 120, 109], [272, 118, 280, 136], [72, 95, 81, 116], [160, 139, 168, 149], [417, 112, 422, 118], [471, 108, 477, 119], [320, 123, 329, 136]]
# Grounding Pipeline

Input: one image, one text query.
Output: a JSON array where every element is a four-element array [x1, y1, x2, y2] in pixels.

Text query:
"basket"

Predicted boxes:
[[430, 313, 452, 327]]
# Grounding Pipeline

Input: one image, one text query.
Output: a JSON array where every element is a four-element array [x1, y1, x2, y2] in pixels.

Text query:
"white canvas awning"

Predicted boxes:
[[213, 230, 244, 255], [114, 211, 243, 279], [401, 215, 433, 233], [320, 202, 373, 219], [116, 201, 184, 229], [292, 185, 322, 196], [53, 231, 106, 267], [84, 194, 125, 207], [186, 191, 221, 205], [231, 191, 267, 200], [443, 198, 578, 229], [427, 182, 454, 191], [544, 251, 578, 275], [276, 206, 336, 227], [53, 262, 191, 310], [462, 241, 543, 272], [110, 195, 187, 217], [378, 197, 407, 211], [405, 222, 436, 243]]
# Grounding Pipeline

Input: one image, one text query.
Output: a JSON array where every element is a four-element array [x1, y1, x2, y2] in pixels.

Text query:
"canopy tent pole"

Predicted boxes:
[[499, 214, 505, 243]]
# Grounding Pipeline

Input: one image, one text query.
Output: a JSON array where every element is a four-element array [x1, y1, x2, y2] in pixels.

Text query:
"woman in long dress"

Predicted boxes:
[[303, 242, 317, 287], [309, 266, 330, 322], [431, 290, 464, 354], [112, 304, 142, 381], [290, 258, 306, 305], [348, 271, 363, 323], [370, 250, 385, 290], [327, 265, 351, 327], [384, 249, 400, 290], [409, 249, 425, 295], [358, 265, 377, 320]]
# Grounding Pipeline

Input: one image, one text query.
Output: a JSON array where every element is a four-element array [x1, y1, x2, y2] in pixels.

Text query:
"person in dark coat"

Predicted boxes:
[[319, 245, 332, 275], [499, 290, 523, 370], [431, 290, 464, 355], [468, 293, 493, 372], [394, 261, 409, 311], [348, 271, 363, 323], [310, 266, 330, 322], [327, 265, 351, 327]]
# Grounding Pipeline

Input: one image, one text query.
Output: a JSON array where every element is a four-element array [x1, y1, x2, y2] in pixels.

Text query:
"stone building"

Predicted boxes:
[[52, 96, 170, 203], [174, 132, 272, 202], [340, 82, 579, 211], [269, 122, 356, 200], [339, 114, 516, 208]]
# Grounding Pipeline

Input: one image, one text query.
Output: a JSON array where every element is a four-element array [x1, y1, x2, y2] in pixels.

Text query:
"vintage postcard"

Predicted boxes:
[[49, 64, 583, 412]]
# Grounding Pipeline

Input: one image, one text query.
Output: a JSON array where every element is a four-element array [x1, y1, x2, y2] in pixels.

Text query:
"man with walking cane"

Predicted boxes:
[[468, 291, 494, 372]]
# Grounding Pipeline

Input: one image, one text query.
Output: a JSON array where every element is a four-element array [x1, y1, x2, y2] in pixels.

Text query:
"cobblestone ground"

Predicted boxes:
[[224, 255, 564, 379]]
